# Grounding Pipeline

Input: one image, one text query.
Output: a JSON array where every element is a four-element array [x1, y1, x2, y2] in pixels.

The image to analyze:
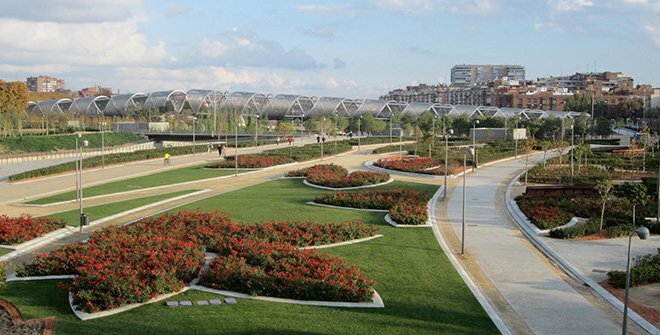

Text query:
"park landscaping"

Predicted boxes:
[[373, 156, 462, 175], [207, 142, 353, 169], [0, 215, 65, 245], [314, 189, 431, 225], [1, 178, 498, 334], [0, 132, 145, 154], [607, 252, 660, 289], [286, 164, 390, 188], [46, 190, 200, 226], [27, 165, 245, 205]]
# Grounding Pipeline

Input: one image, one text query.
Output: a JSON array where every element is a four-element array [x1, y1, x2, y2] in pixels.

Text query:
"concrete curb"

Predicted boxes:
[[384, 214, 432, 228], [188, 285, 385, 309], [69, 288, 190, 321], [505, 170, 659, 335], [302, 178, 394, 191], [363, 159, 441, 179], [0, 227, 77, 262], [299, 234, 384, 250], [428, 186, 512, 335]]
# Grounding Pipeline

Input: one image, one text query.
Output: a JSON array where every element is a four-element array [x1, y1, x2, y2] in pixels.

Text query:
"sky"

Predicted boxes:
[[0, 0, 658, 99]]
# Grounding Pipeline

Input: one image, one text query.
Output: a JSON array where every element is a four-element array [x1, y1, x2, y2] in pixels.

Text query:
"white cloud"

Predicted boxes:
[[0, 0, 143, 22], [373, 0, 435, 14], [0, 63, 75, 74], [547, 0, 594, 11], [644, 24, 660, 46], [0, 19, 169, 66], [198, 30, 323, 70], [297, 4, 361, 16], [163, 3, 191, 17], [301, 26, 336, 39]]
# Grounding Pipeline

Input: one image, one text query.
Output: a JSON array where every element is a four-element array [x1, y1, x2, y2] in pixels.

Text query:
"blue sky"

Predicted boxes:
[[0, 0, 658, 98]]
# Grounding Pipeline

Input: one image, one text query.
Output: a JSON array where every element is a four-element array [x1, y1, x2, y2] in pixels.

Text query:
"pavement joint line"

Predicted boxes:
[[428, 186, 513, 335], [504, 169, 659, 335]]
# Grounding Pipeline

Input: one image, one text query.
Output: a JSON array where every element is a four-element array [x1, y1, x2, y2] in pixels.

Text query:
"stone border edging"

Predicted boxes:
[[7, 274, 76, 282], [363, 159, 441, 179], [538, 217, 584, 235], [188, 285, 385, 309], [504, 170, 659, 335], [384, 214, 432, 228], [299, 234, 384, 250], [302, 178, 394, 191], [428, 186, 513, 335], [69, 288, 189, 321], [305, 202, 389, 212]]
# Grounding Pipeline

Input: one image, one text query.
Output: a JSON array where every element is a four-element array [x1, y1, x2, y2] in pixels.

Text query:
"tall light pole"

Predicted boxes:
[[432, 114, 437, 148], [571, 121, 575, 183], [254, 114, 260, 147], [515, 117, 520, 158], [622, 227, 650, 335], [320, 117, 325, 160], [75, 134, 81, 202], [189, 116, 197, 153], [444, 129, 454, 199], [334, 113, 338, 151], [357, 115, 362, 150], [472, 119, 480, 171], [78, 138, 89, 233], [461, 146, 475, 254], [99, 121, 106, 168], [234, 112, 239, 177]]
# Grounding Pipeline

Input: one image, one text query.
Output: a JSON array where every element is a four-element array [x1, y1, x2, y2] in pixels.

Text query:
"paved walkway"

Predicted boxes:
[[441, 156, 622, 335]]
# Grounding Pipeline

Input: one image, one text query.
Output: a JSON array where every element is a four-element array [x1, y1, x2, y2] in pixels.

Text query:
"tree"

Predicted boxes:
[[522, 137, 537, 184], [276, 120, 295, 135], [593, 117, 612, 138], [618, 98, 644, 120], [594, 179, 614, 231], [619, 183, 649, 226]]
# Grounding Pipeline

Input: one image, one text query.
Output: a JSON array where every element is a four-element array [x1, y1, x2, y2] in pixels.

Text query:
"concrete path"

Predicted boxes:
[[442, 157, 622, 335]]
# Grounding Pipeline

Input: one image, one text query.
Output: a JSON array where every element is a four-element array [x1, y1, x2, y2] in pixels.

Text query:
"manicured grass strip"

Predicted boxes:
[[28, 165, 250, 205], [2, 179, 495, 334], [0, 247, 12, 257], [46, 190, 200, 227]]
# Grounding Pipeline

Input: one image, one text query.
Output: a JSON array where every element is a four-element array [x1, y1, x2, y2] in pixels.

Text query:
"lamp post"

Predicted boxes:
[[472, 119, 479, 171], [357, 115, 362, 150], [189, 116, 197, 153], [234, 113, 239, 177], [444, 129, 454, 199], [432, 114, 437, 148], [334, 113, 338, 151], [515, 117, 519, 158], [75, 134, 80, 202], [571, 122, 575, 183], [99, 121, 106, 168], [254, 114, 260, 147], [461, 146, 475, 254], [622, 226, 650, 335], [78, 138, 89, 233], [321, 117, 325, 160]]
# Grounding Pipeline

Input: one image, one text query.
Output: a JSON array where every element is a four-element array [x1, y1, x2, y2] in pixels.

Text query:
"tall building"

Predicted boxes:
[[450, 64, 525, 86], [380, 83, 447, 104], [26, 75, 66, 93]]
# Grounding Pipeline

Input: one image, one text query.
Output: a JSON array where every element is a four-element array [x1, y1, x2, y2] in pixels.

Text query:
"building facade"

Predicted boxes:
[[380, 83, 447, 104], [26, 75, 66, 93], [450, 64, 525, 86]]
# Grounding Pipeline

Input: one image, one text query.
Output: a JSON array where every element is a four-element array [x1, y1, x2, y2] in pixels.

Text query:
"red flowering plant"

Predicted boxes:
[[287, 164, 390, 188], [200, 239, 375, 302], [374, 157, 461, 175], [209, 155, 294, 168], [314, 189, 431, 225], [0, 214, 65, 245], [19, 211, 378, 313]]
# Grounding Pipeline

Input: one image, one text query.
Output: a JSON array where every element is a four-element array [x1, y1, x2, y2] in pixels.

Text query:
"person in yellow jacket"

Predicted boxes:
[[164, 153, 171, 165]]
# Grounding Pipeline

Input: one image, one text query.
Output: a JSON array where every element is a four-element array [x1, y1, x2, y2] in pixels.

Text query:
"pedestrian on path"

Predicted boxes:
[[322, 136, 326, 143], [316, 134, 320, 143], [164, 153, 171, 165], [276, 137, 281, 145], [217, 144, 225, 158], [287, 136, 293, 145]]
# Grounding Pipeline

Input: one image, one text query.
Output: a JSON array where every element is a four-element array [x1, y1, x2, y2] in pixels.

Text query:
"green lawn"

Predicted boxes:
[[27, 165, 249, 205], [0, 248, 12, 257], [2, 179, 497, 334], [46, 190, 200, 227]]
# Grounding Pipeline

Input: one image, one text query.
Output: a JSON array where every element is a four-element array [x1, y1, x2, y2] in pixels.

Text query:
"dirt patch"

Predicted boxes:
[[0, 299, 56, 335], [574, 230, 610, 241], [600, 280, 660, 327]]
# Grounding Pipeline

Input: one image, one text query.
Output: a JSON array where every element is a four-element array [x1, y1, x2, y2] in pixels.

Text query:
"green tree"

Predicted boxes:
[[276, 120, 295, 135], [593, 117, 612, 138], [619, 183, 649, 226], [594, 179, 614, 231]]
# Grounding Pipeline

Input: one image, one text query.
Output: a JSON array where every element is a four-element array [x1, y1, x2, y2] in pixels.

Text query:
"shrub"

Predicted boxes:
[[19, 211, 377, 312], [209, 156, 294, 168], [373, 157, 461, 175], [607, 253, 660, 288], [288, 164, 389, 188], [0, 214, 65, 245]]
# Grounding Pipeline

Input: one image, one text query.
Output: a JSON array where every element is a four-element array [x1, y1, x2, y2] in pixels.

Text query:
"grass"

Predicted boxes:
[[46, 190, 200, 227], [2, 178, 497, 334], [0, 248, 12, 257], [27, 165, 250, 205]]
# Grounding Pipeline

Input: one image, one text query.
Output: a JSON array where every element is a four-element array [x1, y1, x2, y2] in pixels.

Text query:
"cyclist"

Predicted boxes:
[[164, 153, 171, 165]]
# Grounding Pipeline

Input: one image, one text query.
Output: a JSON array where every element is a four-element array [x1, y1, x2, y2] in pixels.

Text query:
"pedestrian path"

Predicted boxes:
[[442, 157, 621, 334]]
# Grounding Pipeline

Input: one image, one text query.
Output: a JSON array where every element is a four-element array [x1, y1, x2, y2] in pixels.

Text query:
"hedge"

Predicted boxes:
[[9, 145, 208, 181], [0, 132, 145, 153], [607, 253, 660, 288]]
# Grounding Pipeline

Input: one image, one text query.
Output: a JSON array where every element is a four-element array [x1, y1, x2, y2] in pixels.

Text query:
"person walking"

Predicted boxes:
[[322, 136, 326, 143], [276, 136, 281, 146], [287, 136, 293, 145], [316, 134, 320, 143]]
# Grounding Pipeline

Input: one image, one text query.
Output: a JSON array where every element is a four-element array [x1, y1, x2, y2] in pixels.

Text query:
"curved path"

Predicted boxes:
[[440, 155, 625, 334]]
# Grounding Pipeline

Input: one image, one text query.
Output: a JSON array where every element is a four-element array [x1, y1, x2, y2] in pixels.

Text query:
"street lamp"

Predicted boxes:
[[189, 116, 197, 153], [461, 146, 475, 254], [444, 129, 454, 199], [334, 113, 338, 151], [234, 112, 239, 176], [321, 117, 325, 160], [77, 136, 89, 233], [357, 115, 363, 150], [515, 117, 520, 158], [622, 226, 650, 335], [571, 121, 575, 183], [75, 133, 81, 202], [472, 119, 480, 171], [99, 121, 107, 168], [254, 114, 260, 147], [432, 114, 437, 148]]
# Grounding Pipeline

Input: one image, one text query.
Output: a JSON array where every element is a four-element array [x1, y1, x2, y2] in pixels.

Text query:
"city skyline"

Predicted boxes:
[[0, 0, 658, 98]]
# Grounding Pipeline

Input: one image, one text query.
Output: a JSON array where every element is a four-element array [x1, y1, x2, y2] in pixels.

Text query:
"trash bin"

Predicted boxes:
[[80, 213, 89, 227]]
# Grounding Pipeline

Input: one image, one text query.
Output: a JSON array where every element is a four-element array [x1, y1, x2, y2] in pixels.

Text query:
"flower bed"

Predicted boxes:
[[0, 214, 65, 245], [314, 189, 431, 225], [287, 164, 389, 188], [209, 156, 294, 168], [19, 211, 377, 313], [200, 239, 374, 302], [373, 157, 460, 175]]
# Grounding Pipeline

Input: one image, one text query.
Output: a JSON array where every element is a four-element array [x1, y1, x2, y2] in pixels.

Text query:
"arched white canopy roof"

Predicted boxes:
[[104, 93, 148, 117], [185, 89, 226, 115], [144, 90, 187, 113], [69, 96, 110, 116]]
